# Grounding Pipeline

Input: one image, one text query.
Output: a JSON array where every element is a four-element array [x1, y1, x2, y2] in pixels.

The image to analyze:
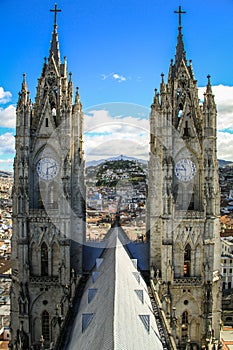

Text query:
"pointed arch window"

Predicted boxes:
[[174, 184, 185, 210], [38, 182, 45, 209], [41, 242, 48, 276], [188, 184, 195, 210], [183, 121, 190, 137], [181, 311, 189, 342], [42, 310, 50, 342], [48, 182, 58, 209], [52, 242, 59, 276], [31, 242, 38, 276], [178, 103, 183, 118], [184, 244, 191, 277]]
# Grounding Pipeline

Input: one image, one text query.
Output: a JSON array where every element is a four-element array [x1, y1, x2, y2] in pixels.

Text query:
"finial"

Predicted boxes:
[[161, 73, 164, 83], [174, 6, 186, 28], [50, 4, 62, 27], [206, 75, 212, 94], [22, 73, 28, 91], [75, 87, 80, 104]]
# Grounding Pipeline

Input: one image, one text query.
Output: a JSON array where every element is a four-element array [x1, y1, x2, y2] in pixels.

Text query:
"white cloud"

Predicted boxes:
[[0, 158, 14, 164], [101, 72, 127, 83], [218, 131, 233, 161], [112, 73, 126, 82], [199, 85, 233, 132], [0, 105, 16, 128], [84, 108, 149, 161], [84, 85, 233, 163], [0, 87, 12, 104], [198, 85, 233, 161], [0, 132, 15, 155]]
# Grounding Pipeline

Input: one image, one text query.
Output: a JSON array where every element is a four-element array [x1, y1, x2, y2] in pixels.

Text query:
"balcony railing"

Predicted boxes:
[[173, 276, 202, 286], [30, 275, 59, 284], [174, 209, 205, 219]]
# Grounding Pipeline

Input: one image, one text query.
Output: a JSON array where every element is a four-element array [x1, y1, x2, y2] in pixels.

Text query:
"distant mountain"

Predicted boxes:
[[0, 171, 13, 178], [86, 155, 147, 168], [218, 159, 233, 168], [87, 158, 232, 168]]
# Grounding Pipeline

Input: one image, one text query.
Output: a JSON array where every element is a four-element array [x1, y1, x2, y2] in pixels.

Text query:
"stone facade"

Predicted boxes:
[[10, 19, 86, 349], [147, 22, 222, 349]]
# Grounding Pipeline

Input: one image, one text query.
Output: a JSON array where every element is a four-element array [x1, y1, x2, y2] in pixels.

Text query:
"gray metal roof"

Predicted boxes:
[[67, 227, 164, 350]]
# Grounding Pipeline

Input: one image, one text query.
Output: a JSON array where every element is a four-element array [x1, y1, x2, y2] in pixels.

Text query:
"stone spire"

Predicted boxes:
[[17, 73, 30, 107], [174, 6, 187, 69], [206, 74, 213, 95], [49, 4, 62, 64]]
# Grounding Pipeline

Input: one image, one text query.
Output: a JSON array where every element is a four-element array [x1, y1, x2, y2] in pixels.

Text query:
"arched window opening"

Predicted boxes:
[[48, 182, 58, 209], [174, 184, 185, 210], [52, 107, 56, 117], [52, 242, 59, 276], [42, 310, 50, 342], [31, 242, 38, 276], [183, 121, 190, 138], [177, 103, 183, 119], [41, 242, 48, 276], [38, 182, 45, 209], [51, 101, 57, 126], [184, 244, 191, 277], [181, 311, 189, 342], [188, 187, 195, 210]]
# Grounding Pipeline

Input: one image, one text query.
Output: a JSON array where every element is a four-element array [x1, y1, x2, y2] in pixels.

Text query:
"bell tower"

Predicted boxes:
[[10, 5, 86, 349], [148, 7, 221, 348]]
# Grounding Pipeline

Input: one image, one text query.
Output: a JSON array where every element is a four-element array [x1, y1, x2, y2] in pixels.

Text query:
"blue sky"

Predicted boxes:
[[0, 0, 233, 169]]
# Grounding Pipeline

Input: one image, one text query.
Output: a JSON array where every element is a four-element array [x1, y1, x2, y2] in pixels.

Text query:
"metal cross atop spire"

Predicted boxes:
[[50, 4, 62, 26], [174, 5, 186, 27]]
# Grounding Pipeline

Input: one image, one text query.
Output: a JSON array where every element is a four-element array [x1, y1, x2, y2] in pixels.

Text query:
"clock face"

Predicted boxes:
[[175, 159, 196, 182], [37, 158, 58, 180]]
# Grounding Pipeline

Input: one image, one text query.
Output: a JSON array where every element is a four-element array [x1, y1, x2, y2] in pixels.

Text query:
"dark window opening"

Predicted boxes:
[[41, 242, 48, 276], [188, 192, 194, 210], [183, 121, 190, 137], [184, 244, 191, 277], [48, 183, 58, 209], [42, 310, 50, 342], [181, 311, 189, 342]]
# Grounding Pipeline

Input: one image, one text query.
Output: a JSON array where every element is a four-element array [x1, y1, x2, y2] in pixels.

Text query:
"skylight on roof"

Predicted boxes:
[[139, 314, 150, 333], [131, 259, 138, 269], [88, 289, 97, 304], [134, 289, 144, 304], [96, 258, 103, 269], [92, 271, 100, 283], [132, 271, 140, 284], [82, 313, 94, 333]]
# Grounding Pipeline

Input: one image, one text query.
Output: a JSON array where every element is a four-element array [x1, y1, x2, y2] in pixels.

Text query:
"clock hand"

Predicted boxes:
[[48, 164, 56, 169]]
